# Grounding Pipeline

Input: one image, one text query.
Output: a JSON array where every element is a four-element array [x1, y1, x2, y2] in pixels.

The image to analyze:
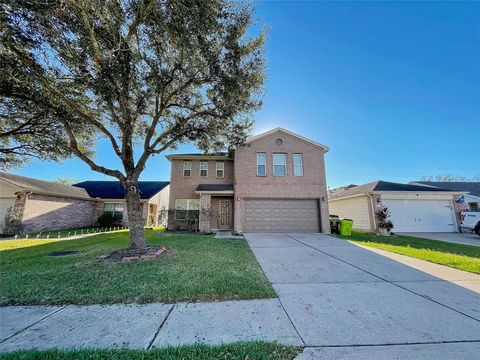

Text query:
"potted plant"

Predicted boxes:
[[375, 206, 394, 236]]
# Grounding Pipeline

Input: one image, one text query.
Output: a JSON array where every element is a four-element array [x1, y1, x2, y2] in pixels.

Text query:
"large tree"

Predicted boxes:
[[0, 0, 265, 249]]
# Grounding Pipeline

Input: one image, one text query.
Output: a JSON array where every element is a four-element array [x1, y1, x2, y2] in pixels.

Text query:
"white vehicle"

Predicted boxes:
[[460, 211, 480, 233]]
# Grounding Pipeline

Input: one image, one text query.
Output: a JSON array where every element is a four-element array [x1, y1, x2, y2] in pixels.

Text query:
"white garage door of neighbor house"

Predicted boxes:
[[382, 199, 455, 233]]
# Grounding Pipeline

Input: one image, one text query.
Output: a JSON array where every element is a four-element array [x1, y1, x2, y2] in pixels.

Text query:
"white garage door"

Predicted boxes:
[[244, 199, 320, 232], [382, 199, 455, 232], [0, 198, 16, 234]]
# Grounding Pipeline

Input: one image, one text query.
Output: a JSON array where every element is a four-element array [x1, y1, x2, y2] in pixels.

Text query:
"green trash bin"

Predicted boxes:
[[339, 219, 353, 236]]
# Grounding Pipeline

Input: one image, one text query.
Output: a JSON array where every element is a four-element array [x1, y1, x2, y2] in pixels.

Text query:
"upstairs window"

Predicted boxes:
[[273, 154, 287, 176], [216, 161, 224, 178], [257, 153, 266, 176], [183, 161, 191, 177], [293, 154, 304, 176], [200, 161, 208, 177]]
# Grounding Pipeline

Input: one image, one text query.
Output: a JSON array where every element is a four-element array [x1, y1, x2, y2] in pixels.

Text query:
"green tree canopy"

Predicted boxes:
[[0, 0, 265, 248]]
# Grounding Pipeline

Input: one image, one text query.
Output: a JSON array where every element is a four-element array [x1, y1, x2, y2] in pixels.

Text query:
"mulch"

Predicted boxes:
[[102, 246, 168, 262]]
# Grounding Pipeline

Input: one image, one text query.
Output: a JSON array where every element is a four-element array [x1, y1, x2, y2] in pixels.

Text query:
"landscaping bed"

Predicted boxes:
[[0, 230, 275, 305], [0, 342, 302, 360], [338, 231, 480, 274]]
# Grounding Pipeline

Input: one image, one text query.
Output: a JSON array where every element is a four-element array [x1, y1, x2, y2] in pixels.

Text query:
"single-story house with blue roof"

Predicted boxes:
[[0, 172, 169, 234]]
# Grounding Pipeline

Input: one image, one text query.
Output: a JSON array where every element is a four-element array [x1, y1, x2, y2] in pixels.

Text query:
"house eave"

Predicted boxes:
[[165, 155, 232, 161], [195, 190, 235, 195]]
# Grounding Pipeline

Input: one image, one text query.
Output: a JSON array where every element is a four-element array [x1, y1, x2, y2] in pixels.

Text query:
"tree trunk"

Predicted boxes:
[[125, 183, 147, 250]]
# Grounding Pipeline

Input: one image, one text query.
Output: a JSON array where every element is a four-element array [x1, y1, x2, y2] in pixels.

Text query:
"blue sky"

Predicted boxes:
[[11, 1, 480, 188]]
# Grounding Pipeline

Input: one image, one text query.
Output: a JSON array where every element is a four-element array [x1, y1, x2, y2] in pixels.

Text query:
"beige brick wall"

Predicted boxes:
[[233, 131, 330, 233], [21, 193, 97, 233]]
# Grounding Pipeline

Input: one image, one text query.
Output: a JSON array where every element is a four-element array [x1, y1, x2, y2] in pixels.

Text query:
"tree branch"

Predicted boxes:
[[60, 120, 125, 181]]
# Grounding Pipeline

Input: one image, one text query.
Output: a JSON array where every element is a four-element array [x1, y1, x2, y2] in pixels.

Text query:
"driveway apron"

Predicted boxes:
[[244, 233, 480, 356]]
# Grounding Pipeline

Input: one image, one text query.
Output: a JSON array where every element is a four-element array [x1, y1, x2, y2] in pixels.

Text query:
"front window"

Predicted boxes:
[[257, 153, 266, 176], [183, 161, 191, 177], [174, 199, 200, 220], [200, 161, 208, 177], [216, 161, 224, 178], [293, 154, 303, 176], [273, 154, 287, 176], [103, 203, 124, 221]]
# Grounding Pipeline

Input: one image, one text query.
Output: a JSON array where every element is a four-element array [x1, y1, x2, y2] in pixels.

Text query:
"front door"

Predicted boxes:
[[219, 199, 232, 229]]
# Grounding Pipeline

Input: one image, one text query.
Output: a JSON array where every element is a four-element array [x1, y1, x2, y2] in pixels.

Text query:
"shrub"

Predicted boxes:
[[3, 206, 24, 235], [375, 206, 394, 231], [97, 212, 117, 227]]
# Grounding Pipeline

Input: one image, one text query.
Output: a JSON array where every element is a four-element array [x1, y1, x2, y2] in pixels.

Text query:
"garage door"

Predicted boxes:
[[382, 199, 455, 232], [244, 199, 320, 232]]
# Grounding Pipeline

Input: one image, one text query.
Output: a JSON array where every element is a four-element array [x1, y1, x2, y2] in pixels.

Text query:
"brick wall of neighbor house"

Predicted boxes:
[[167, 158, 233, 229], [233, 131, 331, 234], [20, 193, 97, 233]]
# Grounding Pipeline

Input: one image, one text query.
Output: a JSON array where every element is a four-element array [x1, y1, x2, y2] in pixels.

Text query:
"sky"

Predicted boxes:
[[10, 1, 480, 189]]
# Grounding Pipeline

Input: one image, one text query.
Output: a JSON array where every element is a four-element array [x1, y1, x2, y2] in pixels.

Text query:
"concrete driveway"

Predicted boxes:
[[399, 232, 480, 247], [244, 233, 480, 359]]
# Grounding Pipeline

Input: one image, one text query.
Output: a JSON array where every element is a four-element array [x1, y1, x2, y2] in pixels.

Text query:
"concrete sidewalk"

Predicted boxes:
[[0, 299, 302, 352]]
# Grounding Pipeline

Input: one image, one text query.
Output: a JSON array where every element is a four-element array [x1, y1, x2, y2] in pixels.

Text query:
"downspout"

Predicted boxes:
[[367, 193, 377, 232]]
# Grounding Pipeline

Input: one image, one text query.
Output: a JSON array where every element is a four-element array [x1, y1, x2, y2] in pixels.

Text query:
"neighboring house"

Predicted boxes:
[[328, 180, 463, 233], [411, 181, 480, 212], [0, 172, 96, 234], [73, 181, 170, 228], [166, 128, 331, 234], [0, 172, 169, 234]]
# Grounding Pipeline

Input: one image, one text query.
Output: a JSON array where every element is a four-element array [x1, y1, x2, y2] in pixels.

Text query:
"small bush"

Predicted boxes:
[[375, 206, 394, 231], [3, 206, 23, 235], [97, 213, 116, 227]]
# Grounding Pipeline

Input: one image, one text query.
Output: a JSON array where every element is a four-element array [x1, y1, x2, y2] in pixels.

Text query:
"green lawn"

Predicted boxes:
[[339, 231, 480, 274], [0, 230, 275, 305], [0, 342, 301, 360]]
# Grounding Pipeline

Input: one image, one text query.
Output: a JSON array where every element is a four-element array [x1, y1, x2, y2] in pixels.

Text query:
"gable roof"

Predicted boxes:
[[246, 127, 329, 152], [413, 181, 480, 197], [73, 181, 169, 200], [0, 172, 91, 199], [329, 180, 456, 200], [165, 152, 231, 161]]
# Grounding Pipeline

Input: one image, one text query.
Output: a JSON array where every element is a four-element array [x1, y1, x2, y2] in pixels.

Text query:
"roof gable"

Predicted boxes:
[[0, 172, 91, 199], [329, 180, 459, 200], [245, 127, 329, 152]]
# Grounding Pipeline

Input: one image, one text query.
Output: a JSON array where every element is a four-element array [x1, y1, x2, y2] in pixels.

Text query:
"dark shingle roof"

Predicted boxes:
[[0, 172, 91, 199], [196, 184, 234, 192], [73, 181, 169, 199], [329, 180, 453, 200], [414, 182, 480, 197]]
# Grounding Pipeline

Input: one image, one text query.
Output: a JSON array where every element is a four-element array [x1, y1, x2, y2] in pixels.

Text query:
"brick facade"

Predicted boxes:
[[167, 128, 331, 234], [20, 192, 97, 233]]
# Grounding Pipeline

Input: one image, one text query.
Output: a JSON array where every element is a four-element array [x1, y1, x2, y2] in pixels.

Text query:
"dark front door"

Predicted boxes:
[[219, 199, 233, 229]]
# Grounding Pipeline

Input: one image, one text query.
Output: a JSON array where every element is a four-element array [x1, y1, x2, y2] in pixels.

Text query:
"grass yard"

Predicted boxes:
[[0, 230, 275, 305], [0, 342, 301, 360], [339, 231, 480, 274]]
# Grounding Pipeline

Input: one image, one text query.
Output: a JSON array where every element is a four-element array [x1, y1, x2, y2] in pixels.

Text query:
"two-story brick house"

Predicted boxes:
[[166, 128, 331, 234]]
